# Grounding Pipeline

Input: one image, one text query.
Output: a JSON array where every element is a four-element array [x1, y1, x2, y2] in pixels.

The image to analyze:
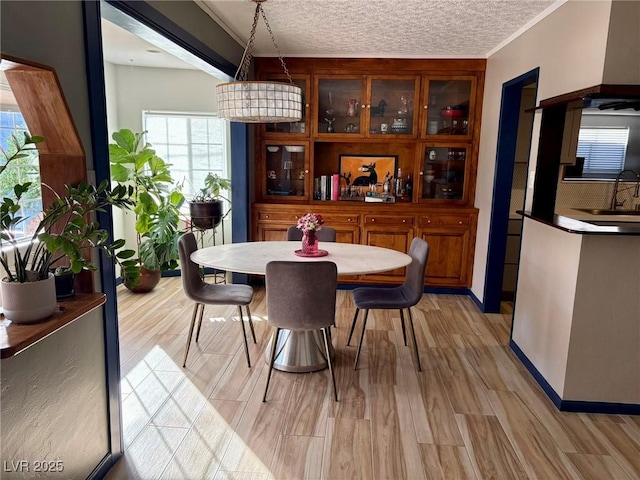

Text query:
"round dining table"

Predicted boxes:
[[191, 241, 412, 372]]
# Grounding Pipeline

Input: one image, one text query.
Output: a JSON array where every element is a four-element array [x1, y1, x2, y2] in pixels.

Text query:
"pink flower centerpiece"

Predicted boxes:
[[296, 213, 324, 255]]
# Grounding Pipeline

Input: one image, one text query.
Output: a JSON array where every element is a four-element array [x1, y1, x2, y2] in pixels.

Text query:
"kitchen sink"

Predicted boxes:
[[572, 208, 640, 216]]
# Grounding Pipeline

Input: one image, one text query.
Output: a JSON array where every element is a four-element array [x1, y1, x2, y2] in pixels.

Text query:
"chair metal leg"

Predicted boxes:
[[346, 308, 360, 346], [399, 309, 407, 346], [353, 309, 369, 370], [195, 302, 205, 342], [183, 303, 201, 367], [323, 327, 338, 401], [238, 306, 251, 368], [407, 308, 422, 372], [263, 327, 280, 402], [246, 305, 257, 343]]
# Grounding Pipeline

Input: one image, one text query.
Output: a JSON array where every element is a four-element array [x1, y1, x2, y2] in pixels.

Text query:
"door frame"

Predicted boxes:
[[482, 68, 539, 313]]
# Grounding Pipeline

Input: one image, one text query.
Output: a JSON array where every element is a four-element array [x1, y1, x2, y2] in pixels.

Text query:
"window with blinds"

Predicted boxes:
[[576, 126, 629, 176]]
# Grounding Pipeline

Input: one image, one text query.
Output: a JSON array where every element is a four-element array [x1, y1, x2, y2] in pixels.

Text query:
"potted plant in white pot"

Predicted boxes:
[[188, 172, 231, 230], [0, 132, 134, 323], [109, 128, 185, 293]]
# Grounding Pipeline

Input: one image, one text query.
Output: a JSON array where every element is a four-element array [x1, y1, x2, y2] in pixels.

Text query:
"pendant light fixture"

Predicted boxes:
[[216, 0, 302, 123]]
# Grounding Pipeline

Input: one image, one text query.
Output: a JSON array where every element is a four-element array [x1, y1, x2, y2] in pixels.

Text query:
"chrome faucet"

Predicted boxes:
[[610, 169, 640, 210]]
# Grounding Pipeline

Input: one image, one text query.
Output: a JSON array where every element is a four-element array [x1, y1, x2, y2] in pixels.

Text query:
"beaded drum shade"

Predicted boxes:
[[216, 0, 302, 123]]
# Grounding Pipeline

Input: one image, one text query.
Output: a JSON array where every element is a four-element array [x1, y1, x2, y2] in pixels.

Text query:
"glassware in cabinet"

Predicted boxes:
[[316, 77, 365, 136], [263, 75, 310, 136], [263, 143, 309, 200], [419, 144, 469, 202], [422, 76, 476, 139], [369, 77, 419, 137]]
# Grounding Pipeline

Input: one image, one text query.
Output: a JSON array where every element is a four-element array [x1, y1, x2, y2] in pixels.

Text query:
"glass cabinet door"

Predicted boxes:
[[419, 144, 469, 202], [263, 143, 308, 200], [263, 75, 309, 136], [316, 77, 365, 136], [368, 77, 419, 137], [422, 77, 475, 139]]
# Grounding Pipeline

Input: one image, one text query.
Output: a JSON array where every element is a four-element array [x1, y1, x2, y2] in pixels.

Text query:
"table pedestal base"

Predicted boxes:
[[264, 330, 334, 373]]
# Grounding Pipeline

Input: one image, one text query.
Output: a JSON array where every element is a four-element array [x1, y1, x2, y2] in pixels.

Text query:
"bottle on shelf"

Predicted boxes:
[[405, 173, 412, 201], [395, 168, 403, 198]]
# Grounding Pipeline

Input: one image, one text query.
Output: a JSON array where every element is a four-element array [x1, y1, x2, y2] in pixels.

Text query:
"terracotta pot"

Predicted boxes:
[[189, 200, 223, 230], [123, 266, 161, 293], [1, 273, 57, 323]]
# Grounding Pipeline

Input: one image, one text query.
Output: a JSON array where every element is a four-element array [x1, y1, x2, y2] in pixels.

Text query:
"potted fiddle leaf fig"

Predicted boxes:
[[0, 132, 134, 323], [109, 128, 185, 293], [188, 172, 231, 230]]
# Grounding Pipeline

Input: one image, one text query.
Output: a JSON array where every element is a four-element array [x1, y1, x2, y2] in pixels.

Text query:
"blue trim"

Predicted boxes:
[[230, 122, 250, 285], [468, 289, 484, 311], [104, 1, 236, 77], [510, 340, 640, 415], [483, 68, 539, 313], [82, 0, 123, 460], [88, 453, 117, 480]]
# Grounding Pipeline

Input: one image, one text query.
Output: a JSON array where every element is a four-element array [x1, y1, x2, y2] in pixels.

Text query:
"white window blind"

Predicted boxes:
[[577, 126, 629, 175]]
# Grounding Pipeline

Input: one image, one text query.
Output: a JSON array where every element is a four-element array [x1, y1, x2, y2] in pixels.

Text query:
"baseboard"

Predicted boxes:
[[467, 289, 485, 310], [509, 340, 640, 415]]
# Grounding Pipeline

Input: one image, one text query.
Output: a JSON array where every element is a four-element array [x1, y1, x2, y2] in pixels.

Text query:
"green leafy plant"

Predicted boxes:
[[191, 173, 231, 202], [0, 132, 135, 283], [109, 129, 185, 284]]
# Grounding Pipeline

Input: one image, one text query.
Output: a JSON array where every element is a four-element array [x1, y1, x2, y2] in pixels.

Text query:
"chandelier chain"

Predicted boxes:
[[235, 1, 261, 81], [259, 3, 293, 84]]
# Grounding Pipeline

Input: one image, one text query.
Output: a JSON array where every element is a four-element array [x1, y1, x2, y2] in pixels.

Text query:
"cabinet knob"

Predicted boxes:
[[305, 103, 310, 108], [304, 169, 309, 173], [362, 104, 366, 109], [419, 171, 424, 176], [371, 218, 375, 222], [366, 104, 370, 109], [427, 220, 431, 224], [423, 105, 428, 109], [402, 219, 406, 223], [265, 215, 269, 219], [347, 218, 352, 222], [458, 221, 463, 225]]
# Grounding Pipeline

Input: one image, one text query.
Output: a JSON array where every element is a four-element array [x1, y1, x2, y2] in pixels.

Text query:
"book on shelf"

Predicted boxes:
[[331, 174, 340, 201]]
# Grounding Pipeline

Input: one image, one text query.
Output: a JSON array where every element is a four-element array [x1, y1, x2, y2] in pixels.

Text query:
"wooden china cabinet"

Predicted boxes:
[[253, 58, 485, 287]]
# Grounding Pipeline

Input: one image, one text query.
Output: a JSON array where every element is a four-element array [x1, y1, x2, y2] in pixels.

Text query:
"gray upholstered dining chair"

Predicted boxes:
[[286, 225, 337, 242], [178, 233, 256, 368], [263, 261, 339, 402], [346, 237, 429, 372]]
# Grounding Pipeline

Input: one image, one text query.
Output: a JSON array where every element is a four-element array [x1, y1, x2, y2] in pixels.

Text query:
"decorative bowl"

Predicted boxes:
[[441, 107, 464, 118]]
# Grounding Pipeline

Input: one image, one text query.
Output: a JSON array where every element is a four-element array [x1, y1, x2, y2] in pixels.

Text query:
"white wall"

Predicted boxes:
[[472, 0, 613, 300], [105, 64, 230, 254]]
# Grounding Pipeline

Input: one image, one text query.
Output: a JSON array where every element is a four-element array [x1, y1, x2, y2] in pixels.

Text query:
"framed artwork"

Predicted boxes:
[[338, 154, 397, 187]]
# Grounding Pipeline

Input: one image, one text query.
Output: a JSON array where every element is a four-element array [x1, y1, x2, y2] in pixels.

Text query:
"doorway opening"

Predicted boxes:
[[482, 68, 539, 313]]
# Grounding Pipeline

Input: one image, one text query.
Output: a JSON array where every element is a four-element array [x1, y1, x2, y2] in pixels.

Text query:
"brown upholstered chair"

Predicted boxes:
[[346, 237, 429, 371], [178, 233, 256, 368], [286, 225, 337, 242], [263, 261, 339, 402]]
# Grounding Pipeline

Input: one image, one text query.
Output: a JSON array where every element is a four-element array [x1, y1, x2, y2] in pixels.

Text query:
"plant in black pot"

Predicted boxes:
[[188, 173, 231, 230], [0, 132, 134, 322], [109, 129, 185, 293]]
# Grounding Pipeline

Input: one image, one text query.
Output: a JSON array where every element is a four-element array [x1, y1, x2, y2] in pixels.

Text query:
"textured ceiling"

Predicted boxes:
[[196, 0, 563, 58]]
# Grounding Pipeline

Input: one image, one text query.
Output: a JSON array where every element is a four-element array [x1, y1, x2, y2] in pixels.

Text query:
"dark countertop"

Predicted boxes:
[[518, 211, 640, 235]]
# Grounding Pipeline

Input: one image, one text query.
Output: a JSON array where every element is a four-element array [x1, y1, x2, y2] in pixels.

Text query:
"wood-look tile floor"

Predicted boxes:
[[105, 277, 640, 480]]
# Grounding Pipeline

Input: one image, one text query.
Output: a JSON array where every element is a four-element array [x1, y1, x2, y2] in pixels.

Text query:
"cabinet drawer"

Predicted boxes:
[[419, 214, 470, 227], [321, 213, 360, 224], [258, 211, 303, 222], [364, 215, 414, 226]]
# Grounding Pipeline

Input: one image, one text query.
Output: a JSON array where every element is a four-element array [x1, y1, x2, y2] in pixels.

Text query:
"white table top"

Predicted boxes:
[[190, 241, 412, 276]]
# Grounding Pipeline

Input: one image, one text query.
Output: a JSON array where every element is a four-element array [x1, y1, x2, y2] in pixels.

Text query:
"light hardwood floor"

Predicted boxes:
[[105, 277, 640, 480]]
